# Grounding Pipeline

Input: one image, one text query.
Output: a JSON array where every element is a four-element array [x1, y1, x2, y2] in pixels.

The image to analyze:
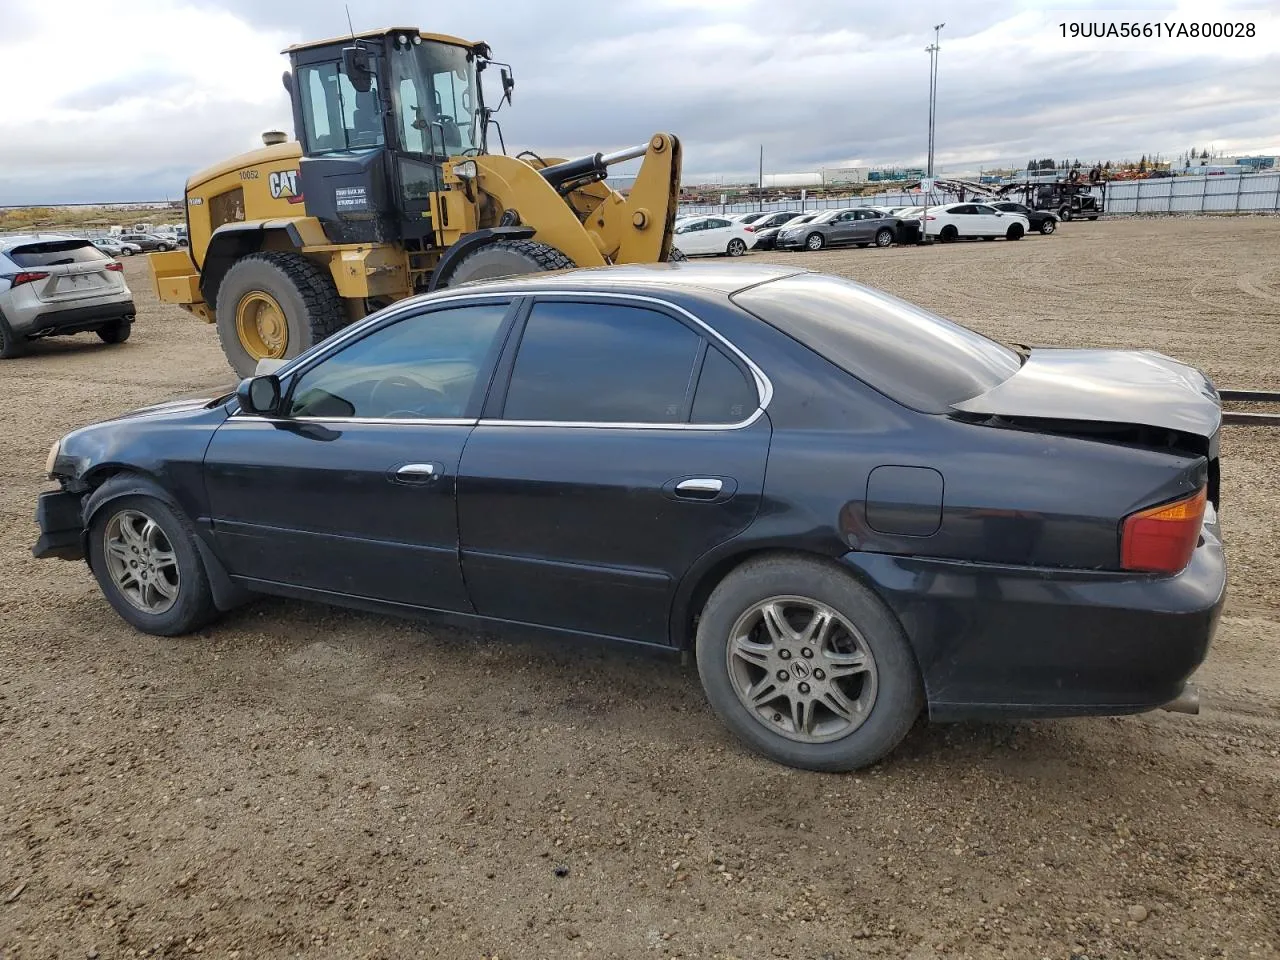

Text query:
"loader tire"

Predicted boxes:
[[666, 247, 688, 262], [214, 252, 344, 380], [440, 239, 575, 288]]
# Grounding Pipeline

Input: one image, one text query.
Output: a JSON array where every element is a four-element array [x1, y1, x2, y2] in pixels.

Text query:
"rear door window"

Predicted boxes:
[[502, 300, 701, 424], [7, 240, 109, 268]]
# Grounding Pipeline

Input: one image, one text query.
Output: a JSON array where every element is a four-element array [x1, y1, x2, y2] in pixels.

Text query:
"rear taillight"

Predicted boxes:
[[10, 271, 49, 287], [106, 262, 124, 272], [743, 225, 755, 232], [924, 215, 936, 220], [1121, 487, 1206, 574]]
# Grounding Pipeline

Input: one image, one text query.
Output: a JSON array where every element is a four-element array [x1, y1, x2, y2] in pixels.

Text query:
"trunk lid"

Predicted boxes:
[[952, 347, 1221, 438], [8, 239, 124, 305]]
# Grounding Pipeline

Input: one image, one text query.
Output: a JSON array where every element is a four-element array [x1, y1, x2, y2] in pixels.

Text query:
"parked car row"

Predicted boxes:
[[675, 201, 1060, 258]]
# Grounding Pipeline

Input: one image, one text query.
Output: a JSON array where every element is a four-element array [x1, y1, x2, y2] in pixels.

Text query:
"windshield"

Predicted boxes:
[[388, 41, 481, 156], [732, 273, 1021, 413]]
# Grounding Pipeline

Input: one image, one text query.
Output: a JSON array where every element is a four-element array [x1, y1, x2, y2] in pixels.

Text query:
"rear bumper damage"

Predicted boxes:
[[841, 519, 1226, 721]]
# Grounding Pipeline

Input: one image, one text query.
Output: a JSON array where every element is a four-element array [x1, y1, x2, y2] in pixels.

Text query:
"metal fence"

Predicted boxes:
[[1104, 172, 1280, 214], [679, 172, 1280, 218]]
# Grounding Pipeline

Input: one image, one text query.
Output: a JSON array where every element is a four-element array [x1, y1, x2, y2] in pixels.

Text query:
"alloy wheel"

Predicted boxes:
[[102, 509, 181, 614], [726, 596, 878, 743]]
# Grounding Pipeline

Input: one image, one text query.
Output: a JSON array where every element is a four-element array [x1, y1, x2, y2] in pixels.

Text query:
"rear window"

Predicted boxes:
[[732, 273, 1021, 413], [7, 240, 109, 268]]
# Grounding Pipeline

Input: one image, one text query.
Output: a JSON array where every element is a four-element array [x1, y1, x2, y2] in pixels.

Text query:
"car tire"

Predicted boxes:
[[1005, 223, 1024, 240], [214, 251, 345, 379], [939, 225, 958, 242], [726, 238, 747, 257], [1039, 219, 1056, 235], [96, 320, 132, 344], [121, 247, 134, 257], [1058, 206, 1073, 221], [694, 554, 924, 772], [0, 313, 25, 359], [86, 480, 219, 637], [805, 232, 824, 251], [874, 228, 894, 247]]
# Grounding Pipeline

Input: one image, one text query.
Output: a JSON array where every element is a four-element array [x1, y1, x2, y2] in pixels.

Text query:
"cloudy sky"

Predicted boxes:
[[1, 0, 1276, 204]]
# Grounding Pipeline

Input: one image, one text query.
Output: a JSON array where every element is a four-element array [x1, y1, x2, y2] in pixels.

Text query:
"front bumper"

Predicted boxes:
[[32, 489, 85, 561], [19, 299, 136, 337], [841, 519, 1226, 720]]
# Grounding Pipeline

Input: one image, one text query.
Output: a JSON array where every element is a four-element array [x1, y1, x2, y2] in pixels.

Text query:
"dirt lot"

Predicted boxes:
[[2, 217, 1277, 960]]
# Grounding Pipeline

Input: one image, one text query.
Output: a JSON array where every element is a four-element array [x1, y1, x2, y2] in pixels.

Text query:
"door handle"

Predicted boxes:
[[392, 462, 438, 484], [675, 478, 723, 497]]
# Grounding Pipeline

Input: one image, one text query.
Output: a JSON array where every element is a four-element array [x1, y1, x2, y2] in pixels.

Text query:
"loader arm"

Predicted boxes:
[[467, 133, 681, 266]]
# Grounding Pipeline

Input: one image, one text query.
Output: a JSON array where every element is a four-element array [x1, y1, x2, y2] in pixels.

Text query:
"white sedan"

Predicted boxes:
[[671, 215, 758, 257], [921, 202, 1030, 241]]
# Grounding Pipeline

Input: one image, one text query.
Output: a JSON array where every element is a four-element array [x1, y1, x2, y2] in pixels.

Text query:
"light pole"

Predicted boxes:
[[925, 22, 944, 180], [922, 22, 944, 242]]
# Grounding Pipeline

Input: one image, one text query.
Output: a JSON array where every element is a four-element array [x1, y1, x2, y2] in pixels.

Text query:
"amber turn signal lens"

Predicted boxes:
[[1120, 487, 1207, 574]]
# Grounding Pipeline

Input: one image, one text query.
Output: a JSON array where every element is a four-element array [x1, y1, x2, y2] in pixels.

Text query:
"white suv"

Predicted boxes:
[[0, 235, 136, 358]]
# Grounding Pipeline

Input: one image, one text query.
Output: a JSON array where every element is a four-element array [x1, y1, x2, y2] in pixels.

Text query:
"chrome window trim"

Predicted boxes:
[[228, 416, 478, 427], [229, 289, 773, 431]]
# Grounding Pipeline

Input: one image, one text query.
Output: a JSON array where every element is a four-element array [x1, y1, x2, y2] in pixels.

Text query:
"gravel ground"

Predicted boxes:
[[1, 217, 1277, 960]]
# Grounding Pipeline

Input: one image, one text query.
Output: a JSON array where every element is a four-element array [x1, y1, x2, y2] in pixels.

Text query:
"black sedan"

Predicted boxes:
[[33, 263, 1225, 772], [991, 201, 1058, 234]]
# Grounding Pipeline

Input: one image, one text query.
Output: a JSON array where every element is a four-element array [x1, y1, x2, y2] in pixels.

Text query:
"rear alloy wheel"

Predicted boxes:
[[120, 247, 134, 257], [96, 319, 132, 344], [805, 232, 825, 251], [1059, 206, 1073, 221], [695, 556, 923, 772], [1005, 223, 1024, 240], [939, 225, 958, 242], [726, 238, 747, 257], [215, 252, 345, 379], [1039, 219, 1056, 235], [442, 238, 576, 287], [874, 228, 894, 247]]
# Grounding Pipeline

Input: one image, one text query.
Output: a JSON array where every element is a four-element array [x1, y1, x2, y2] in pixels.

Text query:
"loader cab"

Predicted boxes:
[[283, 29, 492, 245]]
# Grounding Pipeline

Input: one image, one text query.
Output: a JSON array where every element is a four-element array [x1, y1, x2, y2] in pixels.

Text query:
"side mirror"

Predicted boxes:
[[343, 45, 374, 94], [500, 67, 514, 104], [237, 375, 281, 416]]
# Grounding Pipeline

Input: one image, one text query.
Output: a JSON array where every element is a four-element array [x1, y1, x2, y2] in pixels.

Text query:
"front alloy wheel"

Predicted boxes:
[[102, 508, 180, 614], [727, 597, 878, 742]]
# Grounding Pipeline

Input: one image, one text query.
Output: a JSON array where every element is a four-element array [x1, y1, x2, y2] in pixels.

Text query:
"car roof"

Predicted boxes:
[[0, 233, 80, 251], [434, 261, 809, 299]]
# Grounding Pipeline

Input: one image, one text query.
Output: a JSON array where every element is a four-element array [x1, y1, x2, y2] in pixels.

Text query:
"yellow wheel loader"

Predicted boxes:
[[149, 27, 685, 378]]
